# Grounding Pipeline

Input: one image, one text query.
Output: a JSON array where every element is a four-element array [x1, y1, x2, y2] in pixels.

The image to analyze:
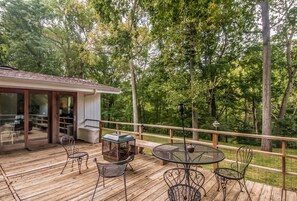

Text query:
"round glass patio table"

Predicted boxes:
[[152, 143, 225, 168]]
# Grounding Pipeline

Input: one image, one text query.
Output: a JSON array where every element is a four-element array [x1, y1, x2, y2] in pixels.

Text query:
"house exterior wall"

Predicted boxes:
[[77, 92, 101, 127], [77, 92, 101, 143], [77, 92, 85, 127], [85, 93, 101, 127]]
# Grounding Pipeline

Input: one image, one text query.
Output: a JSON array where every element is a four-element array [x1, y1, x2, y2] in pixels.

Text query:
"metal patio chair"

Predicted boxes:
[[163, 168, 205, 201], [92, 156, 131, 201], [60, 135, 89, 174], [214, 146, 253, 201]]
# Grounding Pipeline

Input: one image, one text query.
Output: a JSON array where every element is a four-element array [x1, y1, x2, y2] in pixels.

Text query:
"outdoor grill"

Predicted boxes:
[[102, 133, 135, 161]]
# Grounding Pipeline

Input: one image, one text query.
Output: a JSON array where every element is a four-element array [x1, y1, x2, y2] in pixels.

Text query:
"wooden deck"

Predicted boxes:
[[0, 141, 296, 201]]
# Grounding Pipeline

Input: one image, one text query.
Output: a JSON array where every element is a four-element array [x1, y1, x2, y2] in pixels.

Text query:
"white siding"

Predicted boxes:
[[84, 93, 101, 127]]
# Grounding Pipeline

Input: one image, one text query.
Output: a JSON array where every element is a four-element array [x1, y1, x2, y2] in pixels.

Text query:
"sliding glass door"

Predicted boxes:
[[59, 95, 74, 136], [29, 93, 49, 145], [0, 91, 24, 147]]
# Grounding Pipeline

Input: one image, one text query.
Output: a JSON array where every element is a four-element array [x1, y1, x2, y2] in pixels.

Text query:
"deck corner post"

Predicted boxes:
[[212, 133, 219, 169], [281, 140, 286, 191], [116, 123, 120, 134], [137, 124, 144, 154], [139, 124, 144, 140], [99, 121, 103, 143]]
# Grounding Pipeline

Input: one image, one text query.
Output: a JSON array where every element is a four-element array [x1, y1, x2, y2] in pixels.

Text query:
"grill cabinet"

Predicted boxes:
[[102, 133, 135, 161]]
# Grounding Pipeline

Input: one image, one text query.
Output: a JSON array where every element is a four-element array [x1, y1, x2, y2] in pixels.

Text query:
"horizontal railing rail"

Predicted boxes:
[[98, 120, 297, 191]]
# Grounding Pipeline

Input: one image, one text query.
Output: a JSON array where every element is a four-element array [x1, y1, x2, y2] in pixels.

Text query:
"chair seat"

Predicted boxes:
[[69, 152, 88, 158], [168, 184, 201, 201], [214, 168, 243, 180]]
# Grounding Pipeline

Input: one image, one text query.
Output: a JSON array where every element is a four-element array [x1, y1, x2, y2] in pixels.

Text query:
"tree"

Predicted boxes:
[[91, 0, 150, 131], [0, 0, 57, 72], [276, 5, 297, 120], [145, 0, 256, 139], [260, 0, 272, 151], [42, 0, 98, 77], [260, 0, 296, 150]]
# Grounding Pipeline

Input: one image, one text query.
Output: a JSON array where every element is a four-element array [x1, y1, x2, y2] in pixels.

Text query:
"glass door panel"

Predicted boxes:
[[0, 92, 24, 146], [29, 94, 49, 143], [59, 95, 74, 136]]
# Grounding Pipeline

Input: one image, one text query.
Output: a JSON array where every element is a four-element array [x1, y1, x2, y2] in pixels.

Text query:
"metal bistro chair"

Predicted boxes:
[[163, 168, 205, 201], [60, 135, 89, 174], [92, 156, 131, 201], [214, 146, 253, 201]]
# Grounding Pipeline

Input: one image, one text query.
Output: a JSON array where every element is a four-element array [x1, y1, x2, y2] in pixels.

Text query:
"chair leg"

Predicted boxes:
[[237, 180, 244, 192], [77, 158, 83, 174], [215, 174, 220, 191], [243, 178, 252, 201], [61, 159, 69, 174], [71, 159, 74, 171], [220, 177, 228, 201], [123, 174, 127, 201], [128, 163, 133, 171], [86, 154, 89, 169], [92, 176, 100, 201], [201, 186, 207, 197]]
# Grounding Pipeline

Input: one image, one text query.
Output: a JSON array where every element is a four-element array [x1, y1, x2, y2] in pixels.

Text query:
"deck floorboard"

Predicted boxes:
[[0, 141, 295, 201]]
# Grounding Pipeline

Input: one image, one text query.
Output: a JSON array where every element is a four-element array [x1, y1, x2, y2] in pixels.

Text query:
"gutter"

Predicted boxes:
[[84, 89, 97, 96]]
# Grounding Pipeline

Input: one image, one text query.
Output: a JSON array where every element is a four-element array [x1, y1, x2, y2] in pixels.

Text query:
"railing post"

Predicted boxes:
[[116, 123, 119, 134], [169, 129, 173, 143], [99, 121, 103, 143], [281, 141, 286, 191], [138, 125, 144, 154], [139, 125, 144, 140], [213, 133, 219, 169]]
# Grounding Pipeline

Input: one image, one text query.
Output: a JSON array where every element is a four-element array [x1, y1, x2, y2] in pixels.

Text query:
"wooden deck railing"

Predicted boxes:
[[97, 120, 297, 191]]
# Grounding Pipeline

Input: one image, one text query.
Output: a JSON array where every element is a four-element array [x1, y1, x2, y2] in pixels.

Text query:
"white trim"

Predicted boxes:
[[0, 78, 121, 94]]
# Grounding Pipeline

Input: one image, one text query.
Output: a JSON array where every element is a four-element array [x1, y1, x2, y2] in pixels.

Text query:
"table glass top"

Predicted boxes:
[[152, 143, 225, 165]]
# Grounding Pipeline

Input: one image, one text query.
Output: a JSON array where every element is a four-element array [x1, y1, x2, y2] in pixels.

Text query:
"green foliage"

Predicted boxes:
[[1, 0, 297, 141], [0, 0, 53, 70]]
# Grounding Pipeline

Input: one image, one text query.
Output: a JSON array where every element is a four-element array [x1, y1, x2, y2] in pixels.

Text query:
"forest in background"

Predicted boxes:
[[0, 0, 296, 150]]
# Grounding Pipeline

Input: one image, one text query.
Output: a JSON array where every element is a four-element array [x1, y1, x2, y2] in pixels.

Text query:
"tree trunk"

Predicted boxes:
[[278, 31, 295, 120], [260, 0, 272, 152], [190, 54, 199, 140], [130, 60, 139, 132], [79, 47, 85, 79], [79, 59, 84, 79], [107, 96, 114, 122], [244, 98, 249, 127], [279, 80, 294, 119], [209, 88, 217, 118], [252, 98, 258, 133]]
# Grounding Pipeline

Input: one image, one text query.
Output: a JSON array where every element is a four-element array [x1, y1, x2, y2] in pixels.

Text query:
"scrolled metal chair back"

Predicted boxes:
[[60, 135, 76, 155], [235, 146, 253, 175], [163, 168, 205, 201]]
